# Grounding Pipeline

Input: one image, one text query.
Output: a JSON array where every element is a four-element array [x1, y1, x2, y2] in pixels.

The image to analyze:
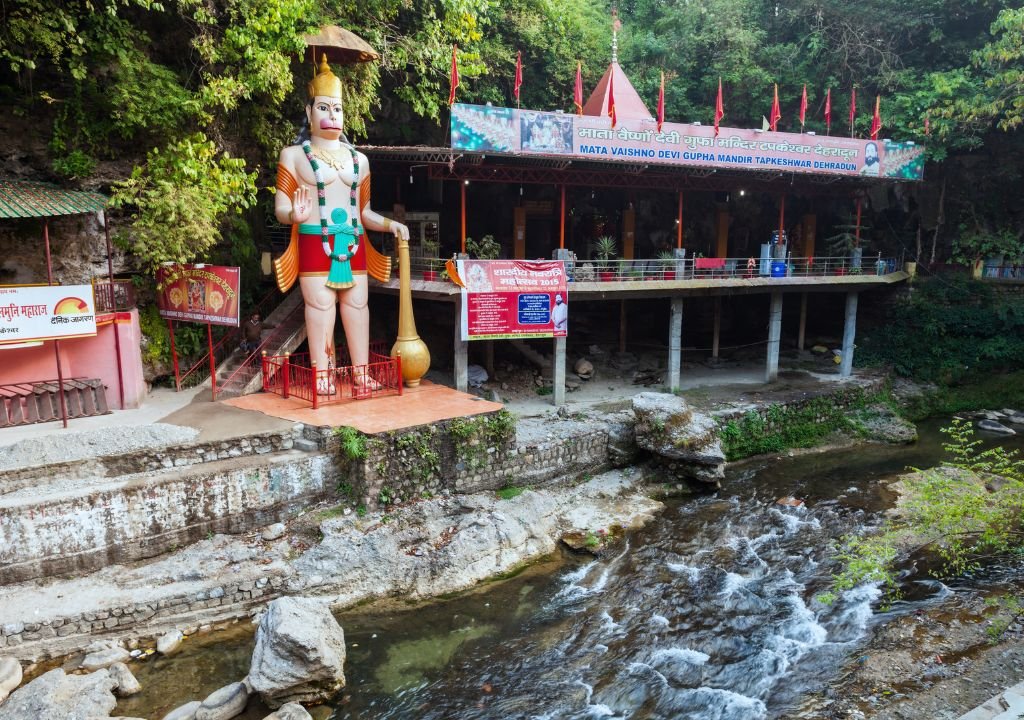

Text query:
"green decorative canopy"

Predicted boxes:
[[0, 179, 108, 219]]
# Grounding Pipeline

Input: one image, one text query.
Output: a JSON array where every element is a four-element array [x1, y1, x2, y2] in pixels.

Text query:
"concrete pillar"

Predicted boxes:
[[668, 297, 683, 391], [765, 291, 783, 382], [513, 206, 526, 259], [715, 205, 729, 258], [712, 296, 722, 359], [797, 292, 808, 351], [622, 206, 636, 260], [840, 291, 858, 378], [553, 336, 566, 406], [454, 295, 468, 392]]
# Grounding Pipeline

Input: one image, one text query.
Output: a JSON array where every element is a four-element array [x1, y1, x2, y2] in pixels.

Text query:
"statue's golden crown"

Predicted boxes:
[[308, 54, 342, 99]]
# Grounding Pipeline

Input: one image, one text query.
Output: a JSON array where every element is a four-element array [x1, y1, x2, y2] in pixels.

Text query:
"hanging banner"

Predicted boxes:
[[156, 265, 241, 327], [451, 103, 925, 181], [0, 284, 97, 344], [459, 260, 568, 341]]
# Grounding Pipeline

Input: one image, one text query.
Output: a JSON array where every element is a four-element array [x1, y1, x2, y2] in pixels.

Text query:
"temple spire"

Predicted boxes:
[[611, 7, 621, 64]]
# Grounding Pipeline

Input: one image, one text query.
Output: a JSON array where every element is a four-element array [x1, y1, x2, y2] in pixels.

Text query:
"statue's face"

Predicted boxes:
[[307, 95, 344, 140]]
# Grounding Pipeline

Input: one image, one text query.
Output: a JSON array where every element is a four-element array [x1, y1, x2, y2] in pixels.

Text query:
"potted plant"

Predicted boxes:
[[466, 234, 501, 260], [421, 237, 440, 280], [657, 250, 678, 280], [591, 235, 617, 281]]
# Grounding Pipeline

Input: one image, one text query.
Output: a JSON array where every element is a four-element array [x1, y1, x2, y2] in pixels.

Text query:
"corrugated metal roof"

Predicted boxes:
[[0, 179, 108, 219]]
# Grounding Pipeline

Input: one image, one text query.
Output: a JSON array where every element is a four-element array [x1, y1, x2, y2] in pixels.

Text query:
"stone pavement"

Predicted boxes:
[[959, 681, 1024, 720]]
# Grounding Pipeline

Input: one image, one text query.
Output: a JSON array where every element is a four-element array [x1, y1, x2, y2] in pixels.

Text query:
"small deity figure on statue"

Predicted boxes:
[[273, 55, 409, 395]]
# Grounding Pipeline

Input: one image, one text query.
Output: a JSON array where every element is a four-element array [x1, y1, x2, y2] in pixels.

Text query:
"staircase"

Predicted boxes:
[[214, 289, 308, 399], [0, 378, 109, 427]]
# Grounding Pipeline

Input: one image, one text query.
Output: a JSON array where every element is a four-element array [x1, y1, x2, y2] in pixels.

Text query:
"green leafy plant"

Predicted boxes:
[[497, 485, 527, 500], [356, 504, 367, 518], [591, 235, 617, 266], [378, 486, 394, 506], [334, 426, 368, 461], [466, 234, 501, 259]]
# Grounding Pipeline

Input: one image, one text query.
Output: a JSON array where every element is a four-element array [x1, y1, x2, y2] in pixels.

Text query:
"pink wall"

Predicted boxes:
[[0, 309, 147, 409]]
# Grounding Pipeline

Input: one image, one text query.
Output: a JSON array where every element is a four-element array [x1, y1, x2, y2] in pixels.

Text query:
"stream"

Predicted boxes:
[[116, 419, 1024, 720]]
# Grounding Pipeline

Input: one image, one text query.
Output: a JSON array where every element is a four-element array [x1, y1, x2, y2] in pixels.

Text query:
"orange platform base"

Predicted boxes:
[[221, 380, 502, 434]]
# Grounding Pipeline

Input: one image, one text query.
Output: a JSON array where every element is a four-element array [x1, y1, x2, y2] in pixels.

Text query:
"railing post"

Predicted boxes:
[[282, 353, 290, 399], [396, 353, 403, 396], [311, 361, 319, 410], [261, 351, 268, 392]]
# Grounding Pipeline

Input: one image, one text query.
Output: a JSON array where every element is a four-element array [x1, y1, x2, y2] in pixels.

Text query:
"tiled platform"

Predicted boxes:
[[222, 380, 502, 434]]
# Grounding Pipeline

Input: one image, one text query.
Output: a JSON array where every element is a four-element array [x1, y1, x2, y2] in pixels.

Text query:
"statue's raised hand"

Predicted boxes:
[[290, 185, 313, 224]]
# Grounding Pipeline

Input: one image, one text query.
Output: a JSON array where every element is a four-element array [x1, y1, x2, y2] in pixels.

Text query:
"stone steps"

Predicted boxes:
[[0, 445, 339, 585]]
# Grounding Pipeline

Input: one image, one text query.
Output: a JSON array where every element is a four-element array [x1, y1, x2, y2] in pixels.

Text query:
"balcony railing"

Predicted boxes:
[[92, 279, 137, 312], [403, 255, 902, 284]]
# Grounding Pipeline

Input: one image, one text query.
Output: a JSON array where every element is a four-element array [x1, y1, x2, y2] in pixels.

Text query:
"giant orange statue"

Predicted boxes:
[[274, 56, 409, 394]]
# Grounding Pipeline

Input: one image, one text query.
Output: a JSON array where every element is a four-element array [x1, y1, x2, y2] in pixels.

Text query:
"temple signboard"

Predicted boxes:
[[0, 284, 97, 344], [451, 103, 924, 181], [458, 260, 568, 341], [156, 264, 241, 327]]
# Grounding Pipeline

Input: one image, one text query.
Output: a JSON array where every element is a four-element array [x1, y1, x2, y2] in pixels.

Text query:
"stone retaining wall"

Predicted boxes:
[[0, 429, 298, 496], [0, 452, 338, 585]]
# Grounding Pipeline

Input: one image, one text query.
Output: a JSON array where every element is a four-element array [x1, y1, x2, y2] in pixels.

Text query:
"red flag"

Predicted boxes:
[[849, 87, 856, 137], [448, 44, 459, 106], [657, 71, 665, 132], [513, 51, 523, 105], [608, 69, 617, 128], [714, 77, 724, 138], [870, 95, 882, 140], [799, 84, 808, 130], [769, 83, 781, 131], [824, 88, 832, 133], [573, 61, 583, 115], [924, 114, 930, 136]]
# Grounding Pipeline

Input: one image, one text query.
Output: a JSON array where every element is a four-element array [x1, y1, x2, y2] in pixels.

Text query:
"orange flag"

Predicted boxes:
[[608, 70, 617, 128], [870, 95, 882, 140], [657, 71, 665, 132], [849, 87, 857, 137], [448, 44, 459, 106], [769, 83, 781, 131], [714, 77, 724, 138], [799, 84, 808, 130], [824, 88, 832, 134], [573, 62, 583, 115], [513, 50, 522, 106]]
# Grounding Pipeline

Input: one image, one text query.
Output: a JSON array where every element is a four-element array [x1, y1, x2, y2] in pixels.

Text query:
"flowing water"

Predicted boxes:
[[117, 420, 1024, 720]]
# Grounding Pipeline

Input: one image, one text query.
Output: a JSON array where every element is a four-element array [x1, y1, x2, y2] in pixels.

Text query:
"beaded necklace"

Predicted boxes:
[[302, 140, 363, 289]]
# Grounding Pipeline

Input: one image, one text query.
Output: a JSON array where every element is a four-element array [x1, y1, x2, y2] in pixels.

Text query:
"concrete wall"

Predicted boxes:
[[0, 450, 338, 585], [0, 309, 147, 409]]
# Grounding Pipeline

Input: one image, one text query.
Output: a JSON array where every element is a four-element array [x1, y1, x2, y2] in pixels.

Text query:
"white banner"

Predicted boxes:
[[0, 284, 98, 344]]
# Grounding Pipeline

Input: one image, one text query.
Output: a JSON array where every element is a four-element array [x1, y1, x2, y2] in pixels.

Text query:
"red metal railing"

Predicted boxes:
[[92, 279, 137, 313], [176, 287, 280, 391], [262, 344, 402, 408]]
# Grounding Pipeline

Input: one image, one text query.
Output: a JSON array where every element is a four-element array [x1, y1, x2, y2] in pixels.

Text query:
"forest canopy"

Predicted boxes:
[[0, 0, 1021, 269]]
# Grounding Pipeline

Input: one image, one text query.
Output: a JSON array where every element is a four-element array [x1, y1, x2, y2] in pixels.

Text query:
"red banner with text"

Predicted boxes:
[[458, 260, 568, 341], [156, 265, 241, 327]]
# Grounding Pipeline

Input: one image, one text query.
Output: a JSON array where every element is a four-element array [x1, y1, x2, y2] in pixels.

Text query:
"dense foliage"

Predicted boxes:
[[1, 0, 1021, 268], [857, 277, 1024, 384]]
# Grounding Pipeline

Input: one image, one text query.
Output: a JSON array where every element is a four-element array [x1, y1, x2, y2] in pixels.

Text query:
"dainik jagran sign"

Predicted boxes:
[[458, 259, 568, 341], [0, 284, 98, 345]]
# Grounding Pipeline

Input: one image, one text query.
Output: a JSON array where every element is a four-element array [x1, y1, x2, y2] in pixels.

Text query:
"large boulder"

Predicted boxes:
[[0, 657, 22, 704], [0, 668, 116, 720], [248, 597, 346, 709], [632, 392, 725, 484]]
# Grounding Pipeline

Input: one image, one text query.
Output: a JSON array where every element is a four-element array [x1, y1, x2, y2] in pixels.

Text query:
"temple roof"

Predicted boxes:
[[582, 62, 654, 123]]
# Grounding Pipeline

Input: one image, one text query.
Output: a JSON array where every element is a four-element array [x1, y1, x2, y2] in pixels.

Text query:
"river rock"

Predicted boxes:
[[977, 419, 1015, 435], [262, 523, 286, 541], [81, 646, 131, 671], [195, 681, 248, 720], [248, 597, 346, 708], [109, 662, 141, 697], [157, 629, 184, 655], [0, 657, 22, 704], [263, 703, 314, 720], [162, 700, 202, 720], [0, 668, 116, 720], [632, 392, 725, 484], [574, 358, 594, 379]]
